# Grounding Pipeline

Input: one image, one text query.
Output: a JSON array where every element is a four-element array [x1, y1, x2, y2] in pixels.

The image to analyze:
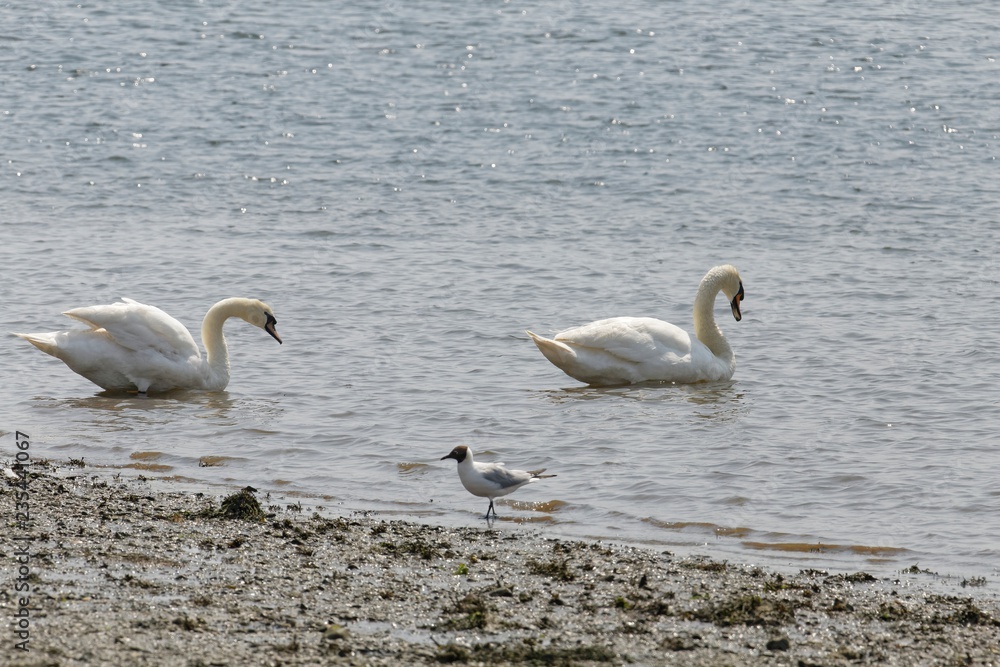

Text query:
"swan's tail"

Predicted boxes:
[[525, 330, 577, 368], [13, 332, 61, 356]]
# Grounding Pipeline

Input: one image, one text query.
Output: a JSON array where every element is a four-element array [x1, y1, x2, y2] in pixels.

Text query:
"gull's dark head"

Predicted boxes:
[[441, 445, 469, 463]]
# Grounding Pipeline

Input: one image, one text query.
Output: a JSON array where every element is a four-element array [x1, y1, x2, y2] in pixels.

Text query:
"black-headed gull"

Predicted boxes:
[[440, 445, 555, 519]]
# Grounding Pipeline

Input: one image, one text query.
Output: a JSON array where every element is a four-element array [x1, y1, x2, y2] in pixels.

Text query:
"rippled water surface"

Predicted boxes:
[[3, 0, 999, 578]]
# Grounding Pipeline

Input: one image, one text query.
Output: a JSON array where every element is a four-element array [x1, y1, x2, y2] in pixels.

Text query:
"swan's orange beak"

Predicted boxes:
[[265, 314, 282, 344], [730, 283, 744, 322]]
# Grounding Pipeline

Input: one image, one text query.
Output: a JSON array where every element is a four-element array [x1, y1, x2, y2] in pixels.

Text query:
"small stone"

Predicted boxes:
[[488, 586, 514, 597], [766, 637, 790, 651], [324, 624, 349, 641]]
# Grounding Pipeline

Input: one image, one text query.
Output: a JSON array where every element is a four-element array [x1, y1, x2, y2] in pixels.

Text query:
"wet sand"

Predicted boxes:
[[4, 461, 1000, 666]]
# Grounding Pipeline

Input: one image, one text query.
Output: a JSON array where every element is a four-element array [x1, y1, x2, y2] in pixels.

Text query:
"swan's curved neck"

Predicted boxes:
[[200, 298, 251, 388], [692, 271, 734, 363]]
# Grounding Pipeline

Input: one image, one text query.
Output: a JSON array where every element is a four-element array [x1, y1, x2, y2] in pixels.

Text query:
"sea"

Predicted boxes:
[[3, 0, 999, 582]]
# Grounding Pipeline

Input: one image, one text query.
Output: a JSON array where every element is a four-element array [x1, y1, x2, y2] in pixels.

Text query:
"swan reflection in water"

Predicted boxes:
[[61, 389, 239, 419], [27, 390, 284, 478], [535, 380, 747, 424], [38, 390, 282, 438]]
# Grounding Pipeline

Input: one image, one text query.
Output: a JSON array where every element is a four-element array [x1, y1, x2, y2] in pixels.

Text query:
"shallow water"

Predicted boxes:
[[3, 0, 999, 578]]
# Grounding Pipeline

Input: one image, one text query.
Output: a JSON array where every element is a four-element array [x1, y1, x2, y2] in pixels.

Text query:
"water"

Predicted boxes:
[[3, 0, 999, 579]]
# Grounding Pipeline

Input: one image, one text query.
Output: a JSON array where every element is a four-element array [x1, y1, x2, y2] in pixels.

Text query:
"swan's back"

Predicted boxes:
[[554, 317, 690, 364], [65, 298, 200, 361]]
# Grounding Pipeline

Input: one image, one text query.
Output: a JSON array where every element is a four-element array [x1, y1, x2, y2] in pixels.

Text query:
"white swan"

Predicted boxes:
[[15, 297, 281, 393], [526, 265, 744, 386]]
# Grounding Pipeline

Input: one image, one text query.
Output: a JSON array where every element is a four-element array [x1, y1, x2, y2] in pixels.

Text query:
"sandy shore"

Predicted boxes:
[[4, 460, 1000, 666]]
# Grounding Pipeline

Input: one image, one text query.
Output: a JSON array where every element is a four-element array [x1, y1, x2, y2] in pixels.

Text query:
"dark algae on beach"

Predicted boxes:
[[3, 463, 1000, 666]]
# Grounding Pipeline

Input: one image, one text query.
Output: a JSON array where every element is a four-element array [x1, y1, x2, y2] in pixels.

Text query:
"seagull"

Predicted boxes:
[[440, 445, 555, 519]]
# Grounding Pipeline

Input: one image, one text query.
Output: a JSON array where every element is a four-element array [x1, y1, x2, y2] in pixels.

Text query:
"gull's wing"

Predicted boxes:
[[478, 463, 534, 490]]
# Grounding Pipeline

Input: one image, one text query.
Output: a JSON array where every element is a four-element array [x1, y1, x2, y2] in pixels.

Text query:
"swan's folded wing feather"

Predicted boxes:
[[63, 300, 201, 361], [555, 317, 692, 364]]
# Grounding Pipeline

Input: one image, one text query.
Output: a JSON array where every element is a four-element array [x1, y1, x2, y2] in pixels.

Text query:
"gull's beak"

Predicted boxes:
[[265, 313, 282, 344], [441, 452, 457, 461], [730, 283, 744, 322]]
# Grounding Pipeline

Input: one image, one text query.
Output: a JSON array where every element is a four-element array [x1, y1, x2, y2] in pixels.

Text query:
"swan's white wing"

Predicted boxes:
[[555, 317, 692, 364], [63, 298, 200, 361]]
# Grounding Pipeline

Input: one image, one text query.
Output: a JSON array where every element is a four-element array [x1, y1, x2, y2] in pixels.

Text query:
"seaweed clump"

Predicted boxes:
[[218, 486, 266, 522], [687, 593, 795, 627]]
